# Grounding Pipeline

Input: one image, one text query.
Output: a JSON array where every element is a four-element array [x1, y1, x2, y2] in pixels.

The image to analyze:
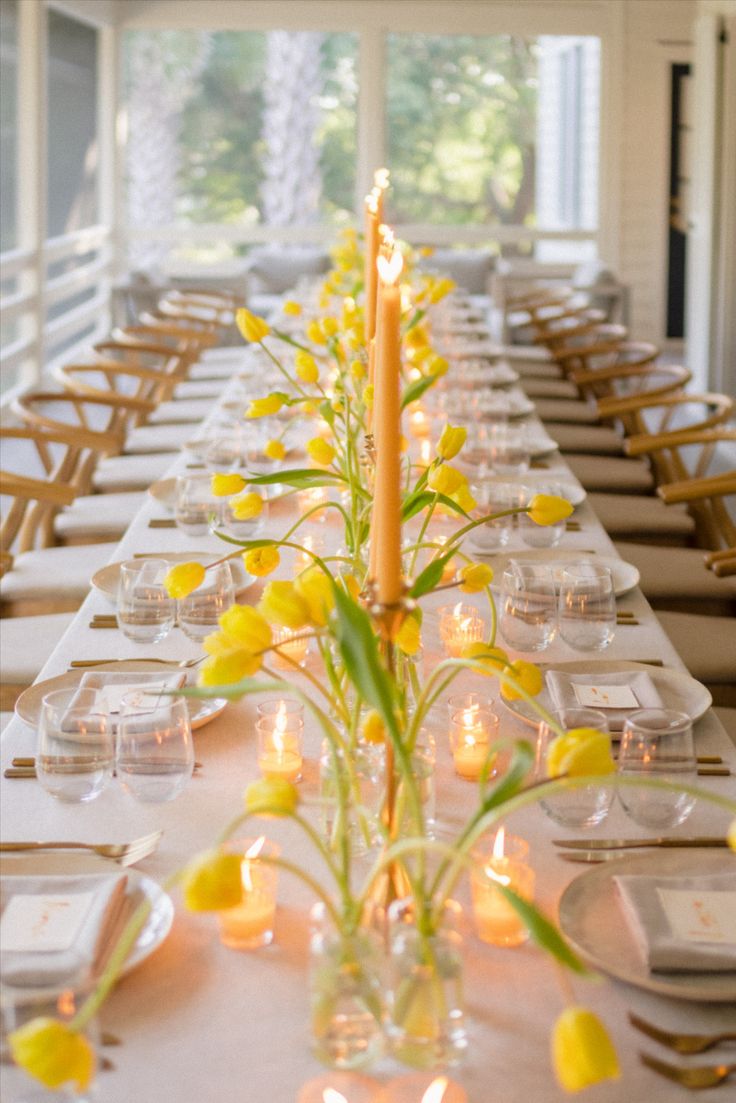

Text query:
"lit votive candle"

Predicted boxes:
[[295, 534, 324, 574], [218, 837, 280, 950], [271, 625, 310, 670], [409, 408, 431, 438], [470, 827, 535, 947], [381, 1073, 468, 1103], [256, 701, 304, 782], [298, 485, 329, 522], [439, 602, 484, 658], [449, 705, 499, 781]]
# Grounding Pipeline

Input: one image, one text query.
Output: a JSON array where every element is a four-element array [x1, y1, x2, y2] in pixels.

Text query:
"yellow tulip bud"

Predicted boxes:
[[295, 351, 320, 384], [218, 604, 272, 651], [428, 463, 466, 497], [236, 308, 270, 343], [437, 423, 467, 461], [245, 777, 299, 816], [199, 649, 262, 686], [453, 483, 477, 513], [428, 354, 449, 377], [258, 580, 310, 629], [244, 545, 280, 577], [282, 299, 302, 316], [164, 561, 205, 599], [307, 438, 336, 466], [363, 384, 374, 407], [527, 493, 574, 526], [551, 1007, 620, 1093], [246, 394, 284, 419], [350, 358, 366, 381], [211, 472, 247, 497], [264, 439, 286, 461], [182, 850, 244, 911], [9, 1018, 95, 1092], [295, 565, 334, 627], [231, 492, 264, 521], [459, 563, 494, 593], [546, 727, 616, 778], [321, 316, 339, 337], [361, 709, 387, 745], [306, 320, 327, 345], [339, 572, 361, 601], [395, 612, 422, 656], [501, 659, 544, 701]]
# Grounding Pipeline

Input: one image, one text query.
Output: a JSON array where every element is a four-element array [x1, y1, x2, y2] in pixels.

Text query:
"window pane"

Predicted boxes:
[[123, 31, 358, 264], [0, 0, 18, 253], [386, 33, 599, 233], [47, 9, 98, 237]]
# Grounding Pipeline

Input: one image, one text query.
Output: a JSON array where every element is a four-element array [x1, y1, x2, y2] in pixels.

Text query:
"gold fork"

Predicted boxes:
[[69, 656, 205, 669], [641, 1052, 736, 1089], [0, 830, 163, 866], [630, 1013, 736, 1054]]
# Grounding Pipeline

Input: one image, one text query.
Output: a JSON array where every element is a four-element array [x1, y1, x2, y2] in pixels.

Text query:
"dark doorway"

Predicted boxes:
[[667, 63, 691, 339]]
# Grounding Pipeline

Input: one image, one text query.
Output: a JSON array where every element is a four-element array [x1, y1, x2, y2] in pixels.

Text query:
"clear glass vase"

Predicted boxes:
[[308, 903, 386, 1070], [319, 740, 384, 857], [387, 898, 467, 1069]]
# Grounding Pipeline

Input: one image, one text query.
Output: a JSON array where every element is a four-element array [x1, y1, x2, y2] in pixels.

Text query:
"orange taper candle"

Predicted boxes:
[[364, 192, 380, 343]]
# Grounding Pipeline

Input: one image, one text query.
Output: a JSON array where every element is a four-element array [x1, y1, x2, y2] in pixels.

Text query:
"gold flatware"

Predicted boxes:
[[10, 757, 203, 771], [629, 1013, 736, 1055], [148, 519, 176, 528], [69, 655, 205, 669], [0, 830, 163, 865], [5, 765, 201, 779], [89, 621, 117, 629], [185, 463, 205, 469], [554, 836, 729, 850], [640, 1052, 736, 1089]]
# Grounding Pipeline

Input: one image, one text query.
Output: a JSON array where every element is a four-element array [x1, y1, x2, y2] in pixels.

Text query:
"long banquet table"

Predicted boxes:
[[2, 334, 735, 1103]]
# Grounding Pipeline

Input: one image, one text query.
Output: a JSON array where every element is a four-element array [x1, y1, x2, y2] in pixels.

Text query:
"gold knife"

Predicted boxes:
[[553, 836, 729, 850]]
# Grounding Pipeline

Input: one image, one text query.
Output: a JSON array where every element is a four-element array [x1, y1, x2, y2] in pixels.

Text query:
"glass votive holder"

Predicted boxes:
[[298, 485, 329, 522], [294, 534, 326, 574], [446, 692, 495, 724], [217, 837, 280, 950], [438, 603, 485, 658], [257, 698, 304, 723], [256, 711, 304, 784], [270, 626, 310, 670], [470, 829, 535, 947], [449, 706, 500, 782]]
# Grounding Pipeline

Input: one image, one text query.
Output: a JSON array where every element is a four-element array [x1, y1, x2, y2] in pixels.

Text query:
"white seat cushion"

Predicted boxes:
[[565, 454, 655, 493], [535, 398, 600, 425], [522, 378, 580, 399], [0, 613, 75, 682], [124, 423, 193, 454], [147, 397, 216, 425], [588, 493, 695, 540], [93, 452, 177, 493], [614, 542, 736, 612], [657, 611, 736, 684], [548, 423, 625, 455], [173, 380, 221, 400], [1, 544, 113, 604], [54, 491, 143, 541]]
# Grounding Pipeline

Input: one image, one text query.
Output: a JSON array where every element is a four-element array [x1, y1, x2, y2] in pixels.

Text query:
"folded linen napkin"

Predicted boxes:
[[545, 669, 663, 732], [0, 873, 129, 988], [77, 671, 188, 714], [615, 873, 736, 973]]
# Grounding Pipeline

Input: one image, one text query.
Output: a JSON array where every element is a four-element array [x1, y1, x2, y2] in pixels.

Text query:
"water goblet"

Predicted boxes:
[[36, 688, 114, 803], [618, 709, 698, 828], [558, 564, 616, 651], [499, 564, 557, 652], [117, 692, 194, 803], [116, 559, 176, 643], [535, 708, 614, 827], [178, 562, 235, 641]]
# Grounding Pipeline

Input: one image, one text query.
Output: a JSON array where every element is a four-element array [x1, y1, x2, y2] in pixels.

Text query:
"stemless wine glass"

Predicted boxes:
[[116, 559, 176, 643], [558, 563, 616, 650], [490, 423, 530, 476], [535, 708, 614, 827], [117, 692, 194, 803], [499, 565, 557, 652], [520, 483, 567, 548], [175, 474, 221, 536], [178, 562, 235, 641], [618, 709, 698, 828], [36, 688, 114, 803], [469, 483, 524, 552]]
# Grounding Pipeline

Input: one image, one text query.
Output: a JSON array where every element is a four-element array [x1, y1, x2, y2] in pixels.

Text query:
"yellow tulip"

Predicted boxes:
[[428, 277, 455, 303], [395, 612, 422, 656], [728, 819, 736, 852], [231, 492, 264, 520], [361, 709, 387, 745], [307, 438, 336, 466], [350, 359, 366, 381], [295, 351, 319, 384], [182, 850, 244, 911], [164, 561, 206, 599], [236, 308, 270, 343], [462, 642, 509, 676], [258, 580, 310, 629], [264, 439, 286, 461], [405, 323, 428, 349], [527, 493, 574, 526], [437, 424, 467, 461], [459, 563, 494, 593], [211, 472, 247, 497], [339, 573, 361, 601], [199, 649, 262, 685], [363, 384, 374, 408], [245, 777, 299, 816], [427, 354, 449, 377], [218, 604, 272, 652], [427, 463, 465, 497], [244, 545, 280, 578], [411, 344, 431, 365], [306, 320, 327, 345], [295, 566, 334, 627], [547, 728, 616, 778], [246, 394, 284, 419], [282, 299, 302, 316], [500, 659, 544, 701], [551, 1007, 620, 1093], [321, 316, 340, 337], [9, 1018, 95, 1092], [452, 483, 478, 514]]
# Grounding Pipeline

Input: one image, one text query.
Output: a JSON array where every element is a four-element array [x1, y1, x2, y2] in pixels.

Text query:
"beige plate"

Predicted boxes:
[[501, 660, 712, 730], [487, 550, 640, 597], [559, 850, 736, 1001], [0, 854, 173, 979], [91, 551, 254, 601], [14, 662, 228, 732]]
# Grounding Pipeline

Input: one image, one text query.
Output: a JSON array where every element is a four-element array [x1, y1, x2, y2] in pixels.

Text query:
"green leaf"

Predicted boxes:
[[331, 584, 400, 743], [176, 677, 287, 703], [409, 550, 456, 598], [319, 399, 335, 426], [481, 741, 534, 812], [401, 489, 471, 522], [495, 886, 589, 974], [404, 307, 426, 332], [245, 468, 347, 488], [401, 374, 436, 411]]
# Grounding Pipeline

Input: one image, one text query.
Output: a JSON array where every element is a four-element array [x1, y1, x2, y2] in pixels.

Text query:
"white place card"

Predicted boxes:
[[1, 892, 94, 953], [573, 682, 639, 710], [100, 682, 168, 714], [657, 888, 736, 945]]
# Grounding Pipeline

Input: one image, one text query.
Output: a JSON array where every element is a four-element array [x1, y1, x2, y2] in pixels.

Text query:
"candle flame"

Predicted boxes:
[[485, 863, 511, 887], [453, 601, 463, 617], [242, 836, 265, 892], [492, 825, 506, 859], [374, 167, 390, 189], [274, 702, 288, 754], [323, 1090, 348, 1103], [420, 439, 431, 465], [422, 1078, 449, 1103], [57, 990, 76, 1017], [365, 193, 378, 214], [377, 248, 404, 287], [381, 226, 395, 251]]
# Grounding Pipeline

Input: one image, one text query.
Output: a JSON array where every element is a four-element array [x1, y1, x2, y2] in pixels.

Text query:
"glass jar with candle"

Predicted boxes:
[[217, 837, 280, 950], [470, 829, 535, 948], [438, 604, 485, 659], [256, 702, 304, 784], [387, 898, 467, 1070], [449, 705, 500, 782], [309, 903, 385, 1070]]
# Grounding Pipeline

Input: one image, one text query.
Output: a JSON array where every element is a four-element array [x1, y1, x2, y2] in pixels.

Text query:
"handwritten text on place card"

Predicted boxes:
[[573, 683, 639, 709], [1, 892, 94, 953], [657, 888, 736, 945]]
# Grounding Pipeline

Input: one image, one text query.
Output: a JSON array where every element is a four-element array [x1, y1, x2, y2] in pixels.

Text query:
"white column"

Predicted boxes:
[[356, 27, 386, 210], [18, 0, 47, 384]]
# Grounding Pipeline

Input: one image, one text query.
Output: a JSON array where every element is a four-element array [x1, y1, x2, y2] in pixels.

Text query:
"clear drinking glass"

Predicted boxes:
[[117, 692, 194, 803], [499, 565, 557, 652], [535, 709, 614, 827], [558, 564, 616, 650], [175, 473, 221, 536], [178, 562, 235, 641], [520, 483, 566, 548], [490, 423, 530, 476], [36, 688, 114, 803], [618, 709, 698, 828], [219, 492, 268, 540], [469, 483, 525, 553], [116, 559, 176, 643]]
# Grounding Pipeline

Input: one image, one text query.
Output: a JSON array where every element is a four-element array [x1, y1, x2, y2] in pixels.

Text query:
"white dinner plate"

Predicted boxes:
[[477, 393, 536, 420], [558, 850, 736, 1002], [474, 472, 586, 507], [91, 552, 254, 601], [14, 662, 228, 733], [487, 550, 640, 597], [526, 434, 559, 458], [0, 854, 173, 979], [501, 660, 713, 730]]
